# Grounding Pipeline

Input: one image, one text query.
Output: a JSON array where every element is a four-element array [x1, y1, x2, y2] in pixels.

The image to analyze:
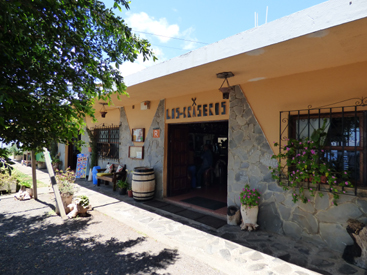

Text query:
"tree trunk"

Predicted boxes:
[[31, 151, 37, 199], [343, 219, 367, 269]]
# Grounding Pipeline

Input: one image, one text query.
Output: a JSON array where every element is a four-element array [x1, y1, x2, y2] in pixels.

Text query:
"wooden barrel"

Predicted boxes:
[[132, 167, 155, 201]]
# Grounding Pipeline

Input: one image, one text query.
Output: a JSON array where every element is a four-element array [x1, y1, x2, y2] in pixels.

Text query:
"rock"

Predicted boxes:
[[268, 182, 284, 192], [357, 199, 367, 215], [320, 223, 354, 253], [297, 200, 315, 213], [274, 192, 285, 203], [315, 203, 363, 223], [283, 221, 302, 240], [292, 208, 318, 234], [219, 249, 231, 261], [277, 203, 292, 220], [310, 258, 334, 268], [258, 202, 284, 234], [338, 264, 358, 274], [343, 219, 367, 269], [315, 193, 330, 210]]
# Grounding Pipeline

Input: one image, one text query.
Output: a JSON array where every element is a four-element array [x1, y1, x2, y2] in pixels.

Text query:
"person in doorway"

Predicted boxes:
[[196, 144, 213, 189]]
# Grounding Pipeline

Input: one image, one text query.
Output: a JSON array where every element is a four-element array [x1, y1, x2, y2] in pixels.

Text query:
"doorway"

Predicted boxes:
[[67, 135, 81, 170], [167, 121, 228, 215]]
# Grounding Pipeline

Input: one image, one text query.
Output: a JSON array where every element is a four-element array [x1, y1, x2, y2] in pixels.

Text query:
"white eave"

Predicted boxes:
[[125, 0, 367, 87]]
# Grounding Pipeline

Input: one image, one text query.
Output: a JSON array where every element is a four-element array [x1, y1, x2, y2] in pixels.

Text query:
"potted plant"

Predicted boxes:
[[239, 184, 261, 231], [117, 179, 128, 195], [127, 187, 133, 198], [55, 168, 77, 214], [37, 161, 46, 169], [52, 155, 62, 171]]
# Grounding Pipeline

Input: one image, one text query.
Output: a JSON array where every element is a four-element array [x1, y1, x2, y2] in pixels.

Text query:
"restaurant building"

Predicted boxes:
[[59, 0, 367, 253]]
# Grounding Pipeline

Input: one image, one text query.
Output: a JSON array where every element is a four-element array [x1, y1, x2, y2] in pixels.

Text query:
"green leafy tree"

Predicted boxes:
[[0, 0, 156, 152]]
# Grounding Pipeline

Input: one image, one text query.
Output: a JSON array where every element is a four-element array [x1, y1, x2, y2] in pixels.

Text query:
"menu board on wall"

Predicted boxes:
[[76, 153, 88, 179]]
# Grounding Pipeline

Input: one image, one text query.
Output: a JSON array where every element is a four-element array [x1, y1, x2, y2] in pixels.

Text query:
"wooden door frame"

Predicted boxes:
[[165, 120, 229, 197]]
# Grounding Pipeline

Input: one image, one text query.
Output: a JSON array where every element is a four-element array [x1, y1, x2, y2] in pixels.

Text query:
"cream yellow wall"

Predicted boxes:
[[85, 108, 121, 128], [124, 99, 161, 145], [242, 61, 367, 155], [165, 89, 229, 124]]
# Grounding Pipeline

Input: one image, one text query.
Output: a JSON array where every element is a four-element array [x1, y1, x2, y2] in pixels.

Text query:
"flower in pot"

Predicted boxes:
[[127, 187, 133, 198], [54, 168, 78, 214], [117, 179, 128, 195], [239, 184, 261, 231]]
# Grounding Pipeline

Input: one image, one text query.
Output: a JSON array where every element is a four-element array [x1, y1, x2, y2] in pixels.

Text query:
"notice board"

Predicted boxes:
[[76, 153, 88, 179]]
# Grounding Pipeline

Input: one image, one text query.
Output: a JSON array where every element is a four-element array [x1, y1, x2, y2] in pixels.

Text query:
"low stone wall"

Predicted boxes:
[[227, 86, 367, 253]]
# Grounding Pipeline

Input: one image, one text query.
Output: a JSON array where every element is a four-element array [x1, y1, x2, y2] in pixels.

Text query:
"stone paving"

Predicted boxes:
[[10, 162, 367, 275]]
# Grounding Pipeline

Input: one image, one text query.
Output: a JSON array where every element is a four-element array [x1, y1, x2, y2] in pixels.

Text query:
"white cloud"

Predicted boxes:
[[181, 27, 198, 50], [117, 46, 165, 76], [125, 12, 179, 43]]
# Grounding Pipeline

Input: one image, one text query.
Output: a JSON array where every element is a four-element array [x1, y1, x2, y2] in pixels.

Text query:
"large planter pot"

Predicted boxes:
[[37, 162, 46, 169], [14, 155, 23, 161], [53, 162, 61, 171], [55, 193, 73, 215], [240, 205, 259, 231]]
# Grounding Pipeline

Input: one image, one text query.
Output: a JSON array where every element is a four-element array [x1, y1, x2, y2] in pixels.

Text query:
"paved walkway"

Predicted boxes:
[[10, 162, 367, 275]]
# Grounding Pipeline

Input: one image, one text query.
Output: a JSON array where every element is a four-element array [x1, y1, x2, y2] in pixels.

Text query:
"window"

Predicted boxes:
[[94, 127, 120, 160], [279, 102, 367, 192]]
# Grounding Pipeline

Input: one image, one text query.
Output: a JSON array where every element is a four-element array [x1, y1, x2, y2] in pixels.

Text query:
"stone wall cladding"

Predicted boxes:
[[117, 100, 165, 198], [227, 86, 367, 253]]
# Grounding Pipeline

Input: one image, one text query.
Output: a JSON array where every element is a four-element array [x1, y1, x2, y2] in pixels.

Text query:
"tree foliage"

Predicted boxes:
[[0, 0, 155, 151]]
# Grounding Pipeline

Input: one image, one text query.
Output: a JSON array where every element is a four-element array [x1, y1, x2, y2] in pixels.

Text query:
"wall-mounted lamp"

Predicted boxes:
[[217, 72, 235, 99], [100, 103, 108, 118]]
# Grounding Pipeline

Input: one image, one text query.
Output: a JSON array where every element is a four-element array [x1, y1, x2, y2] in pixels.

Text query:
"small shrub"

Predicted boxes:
[[78, 195, 90, 208], [55, 168, 78, 195]]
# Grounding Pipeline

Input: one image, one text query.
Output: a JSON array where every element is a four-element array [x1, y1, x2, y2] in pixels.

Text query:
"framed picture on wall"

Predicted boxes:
[[132, 128, 145, 142], [128, 146, 144, 160]]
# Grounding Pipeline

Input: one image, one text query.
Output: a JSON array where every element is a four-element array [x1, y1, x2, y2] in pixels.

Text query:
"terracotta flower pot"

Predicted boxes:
[[128, 190, 133, 197]]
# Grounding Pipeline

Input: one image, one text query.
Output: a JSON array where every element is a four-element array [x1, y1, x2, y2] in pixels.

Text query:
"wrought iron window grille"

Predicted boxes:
[[279, 97, 367, 196], [90, 123, 121, 161]]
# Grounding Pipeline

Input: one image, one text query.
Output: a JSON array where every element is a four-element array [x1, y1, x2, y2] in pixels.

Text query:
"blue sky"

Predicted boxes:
[[103, 0, 327, 75]]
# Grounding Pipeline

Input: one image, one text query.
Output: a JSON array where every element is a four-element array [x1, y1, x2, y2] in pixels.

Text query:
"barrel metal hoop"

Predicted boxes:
[[132, 178, 156, 182]]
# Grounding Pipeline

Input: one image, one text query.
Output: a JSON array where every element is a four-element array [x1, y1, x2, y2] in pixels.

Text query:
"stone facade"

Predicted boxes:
[[227, 86, 367, 253], [117, 100, 165, 198]]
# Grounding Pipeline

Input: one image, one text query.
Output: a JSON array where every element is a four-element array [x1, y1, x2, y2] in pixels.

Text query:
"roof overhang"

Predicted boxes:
[[105, 0, 367, 107]]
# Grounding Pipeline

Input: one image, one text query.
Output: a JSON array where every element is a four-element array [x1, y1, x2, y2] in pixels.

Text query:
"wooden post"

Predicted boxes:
[[43, 147, 67, 219], [31, 151, 37, 200]]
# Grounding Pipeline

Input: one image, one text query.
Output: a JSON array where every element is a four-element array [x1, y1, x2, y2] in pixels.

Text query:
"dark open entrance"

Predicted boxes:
[[67, 135, 81, 170], [167, 121, 228, 215]]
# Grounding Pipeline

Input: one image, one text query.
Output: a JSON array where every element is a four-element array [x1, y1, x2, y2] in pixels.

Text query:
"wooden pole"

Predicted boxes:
[[43, 147, 67, 219], [31, 151, 37, 200]]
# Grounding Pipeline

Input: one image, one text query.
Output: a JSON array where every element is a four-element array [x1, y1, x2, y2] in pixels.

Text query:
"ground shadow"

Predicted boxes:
[[0, 212, 179, 274]]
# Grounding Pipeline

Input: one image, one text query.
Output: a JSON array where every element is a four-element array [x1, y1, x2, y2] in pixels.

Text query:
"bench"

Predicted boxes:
[[96, 164, 127, 191]]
